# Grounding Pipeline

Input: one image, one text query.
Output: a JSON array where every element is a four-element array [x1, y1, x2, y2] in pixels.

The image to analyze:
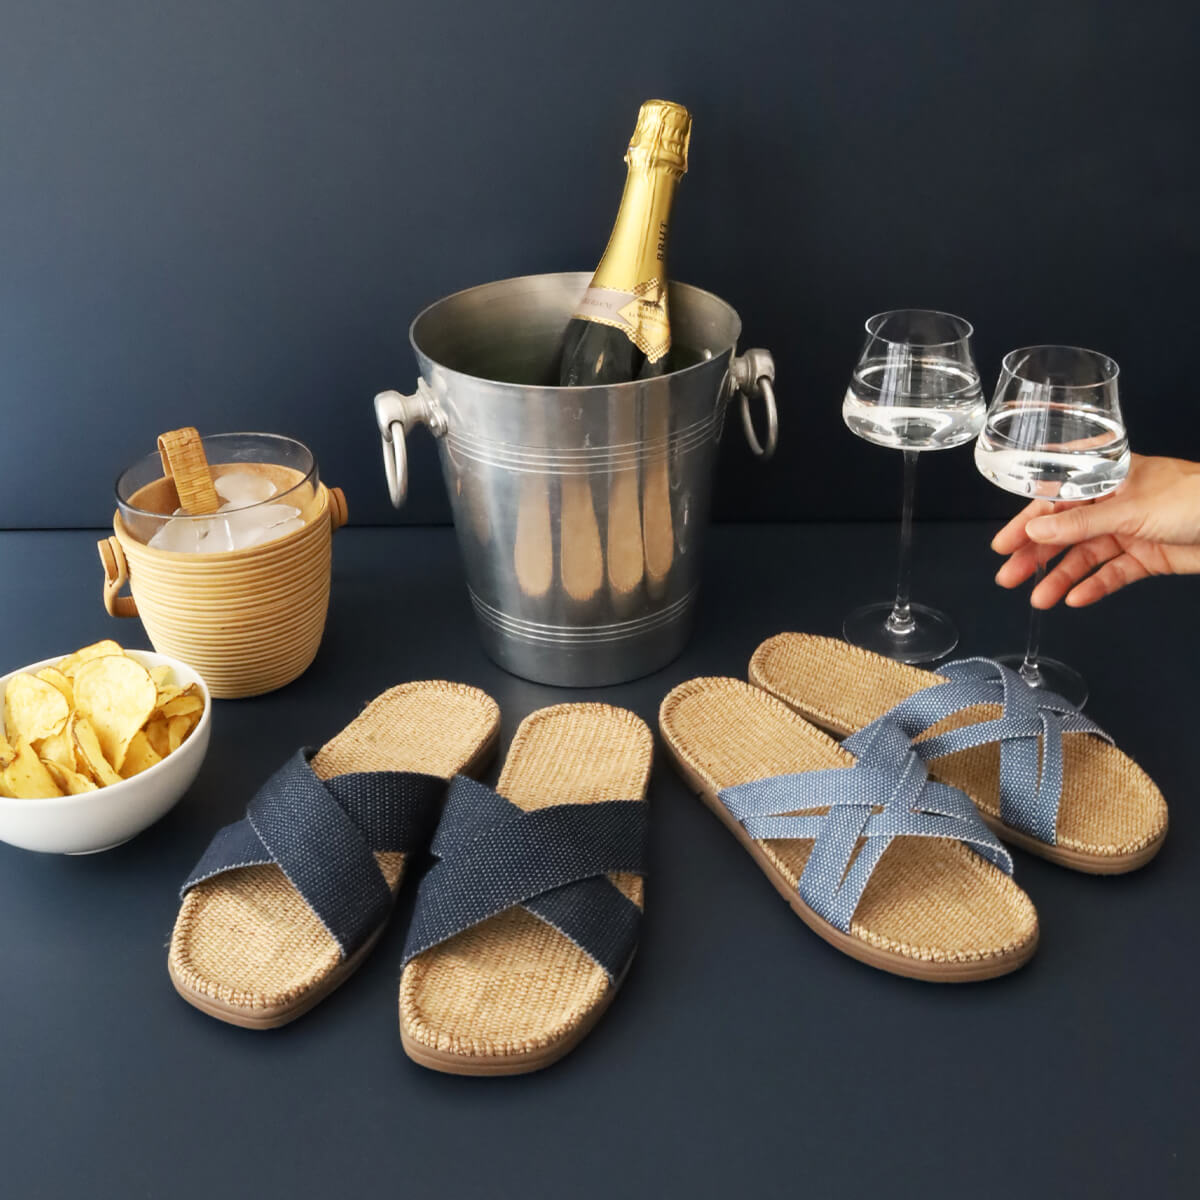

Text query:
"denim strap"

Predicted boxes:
[[181, 749, 445, 958], [718, 717, 1012, 934], [401, 775, 647, 981], [847, 657, 1112, 845]]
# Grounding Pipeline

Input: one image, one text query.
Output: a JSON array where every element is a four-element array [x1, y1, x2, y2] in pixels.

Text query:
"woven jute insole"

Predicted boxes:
[[168, 681, 500, 1025], [659, 677, 1038, 979], [749, 634, 1168, 870], [399, 703, 653, 1072]]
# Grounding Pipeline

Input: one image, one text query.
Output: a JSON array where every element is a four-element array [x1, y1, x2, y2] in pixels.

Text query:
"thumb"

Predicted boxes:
[[1025, 498, 1137, 544]]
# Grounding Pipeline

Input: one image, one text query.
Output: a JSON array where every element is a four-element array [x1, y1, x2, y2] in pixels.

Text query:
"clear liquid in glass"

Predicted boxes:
[[842, 357, 985, 450], [974, 404, 1130, 500]]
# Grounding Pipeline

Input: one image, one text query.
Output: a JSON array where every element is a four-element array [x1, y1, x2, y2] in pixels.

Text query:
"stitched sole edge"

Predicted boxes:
[[661, 731, 1037, 984], [399, 954, 634, 1076], [167, 728, 500, 1030], [168, 918, 392, 1029], [976, 810, 1168, 874]]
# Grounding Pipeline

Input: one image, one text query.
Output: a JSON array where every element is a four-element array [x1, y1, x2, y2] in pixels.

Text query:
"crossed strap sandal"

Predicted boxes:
[[399, 702, 652, 1075], [660, 677, 1038, 981], [750, 635, 1168, 873], [168, 682, 499, 1028]]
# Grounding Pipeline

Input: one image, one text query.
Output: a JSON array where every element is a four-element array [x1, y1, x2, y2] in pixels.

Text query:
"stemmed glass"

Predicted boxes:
[[842, 309, 985, 663], [975, 345, 1128, 706]]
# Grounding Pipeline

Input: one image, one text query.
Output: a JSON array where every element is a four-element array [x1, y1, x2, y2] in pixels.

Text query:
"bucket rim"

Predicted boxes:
[[407, 270, 742, 394]]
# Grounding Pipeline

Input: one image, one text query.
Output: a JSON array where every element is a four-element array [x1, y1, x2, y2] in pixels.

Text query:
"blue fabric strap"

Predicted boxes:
[[846, 657, 1112, 845], [181, 749, 446, 958], [401, 775, 647, 981], [718, 718, 1013, 934]]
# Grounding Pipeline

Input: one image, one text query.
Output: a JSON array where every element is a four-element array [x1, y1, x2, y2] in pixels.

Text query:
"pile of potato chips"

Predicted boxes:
[[0, 641, 204, 799]]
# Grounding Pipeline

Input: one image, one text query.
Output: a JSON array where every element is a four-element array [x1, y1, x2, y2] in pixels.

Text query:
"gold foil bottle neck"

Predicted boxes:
[[626, 99, 691, 174]]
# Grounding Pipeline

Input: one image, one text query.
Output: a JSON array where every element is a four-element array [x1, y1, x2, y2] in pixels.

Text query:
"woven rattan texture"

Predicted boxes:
[[168, 681, 499, 1014], [659, 677, 1038, 965], [399, 703, 653, 1062], [113, 484, 337, 699], [750, 634, 1168, 857]]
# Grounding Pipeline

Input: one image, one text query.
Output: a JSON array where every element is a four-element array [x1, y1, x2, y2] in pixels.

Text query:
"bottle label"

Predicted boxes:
[[573, 278, 671, 363]]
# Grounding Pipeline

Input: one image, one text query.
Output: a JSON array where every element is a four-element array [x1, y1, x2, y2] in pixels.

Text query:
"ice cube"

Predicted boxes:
[[221, 502, 305, 551], [148, 501, 305, 552], [148, 516, 203, 553], [197, 516, 235, 554], [215, 470, 277, 508]]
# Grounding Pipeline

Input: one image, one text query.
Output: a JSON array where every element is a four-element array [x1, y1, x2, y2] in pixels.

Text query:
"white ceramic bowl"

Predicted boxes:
[[0, 649, 211, 854]]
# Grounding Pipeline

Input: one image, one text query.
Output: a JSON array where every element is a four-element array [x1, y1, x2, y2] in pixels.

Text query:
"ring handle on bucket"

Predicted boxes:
[[729, 348, 778, 460], [97, 536, 138, 618], [374, 380, 447, 508]]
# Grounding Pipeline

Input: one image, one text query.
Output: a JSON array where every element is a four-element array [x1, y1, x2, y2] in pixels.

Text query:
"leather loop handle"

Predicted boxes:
[[157, 427, 220, 514], [98, 536, 138, 618], [327, 486, 348, 531]]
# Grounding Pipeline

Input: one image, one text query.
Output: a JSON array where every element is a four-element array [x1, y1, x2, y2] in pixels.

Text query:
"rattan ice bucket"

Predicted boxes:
[[374, 272, 778, 687], [97, 432, 348, 699]]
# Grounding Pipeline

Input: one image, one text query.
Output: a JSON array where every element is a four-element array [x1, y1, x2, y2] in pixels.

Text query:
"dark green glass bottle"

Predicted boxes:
[[559, 100, 691, 386]]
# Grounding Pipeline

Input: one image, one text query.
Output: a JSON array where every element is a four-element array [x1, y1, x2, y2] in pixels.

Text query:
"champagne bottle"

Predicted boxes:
[[559, 99, 691, 386]]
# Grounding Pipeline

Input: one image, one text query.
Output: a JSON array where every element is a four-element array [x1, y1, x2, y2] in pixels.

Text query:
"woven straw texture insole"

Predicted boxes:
[[750, 634, 1168, 858], [169, 682, 500, 1014], [660, 677, 1038, 966], [399, 703, 653, 1061]]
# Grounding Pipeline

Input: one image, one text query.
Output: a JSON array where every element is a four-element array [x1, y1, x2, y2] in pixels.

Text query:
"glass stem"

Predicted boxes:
[[1020, 556, 1046, 688], [886, 450, 919, 636]]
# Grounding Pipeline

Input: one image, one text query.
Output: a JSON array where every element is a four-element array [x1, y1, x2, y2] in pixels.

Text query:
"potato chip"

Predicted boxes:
[[36, 666, 74, 708], [159, 693, 203, 720], [56, 640, 126, 677], [71, 655, 157, 771], [71, 716, 122, 788], [145, 717, 171, 759], [150, 665, 174, 689], [4, 674, 70, 744], [0, 732, 14, 771], [43, 759, 97, 795], [120, 729, 162, 779], [167, 713, 198, 753], [3, 737, 63, 798], [36, 727, 76, 771]]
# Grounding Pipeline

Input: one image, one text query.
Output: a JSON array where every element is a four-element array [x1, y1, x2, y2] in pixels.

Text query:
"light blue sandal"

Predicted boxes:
[[660, 677, 1038, 982], [751, 635, 1168, 874]]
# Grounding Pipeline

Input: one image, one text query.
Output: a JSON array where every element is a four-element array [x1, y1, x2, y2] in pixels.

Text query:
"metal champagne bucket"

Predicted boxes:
[[374, 272, 777, 687]]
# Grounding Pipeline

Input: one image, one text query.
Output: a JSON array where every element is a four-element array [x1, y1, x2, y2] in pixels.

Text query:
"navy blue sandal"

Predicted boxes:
[[399, 703, 652, 1075], [168, 681, 499, 1028]]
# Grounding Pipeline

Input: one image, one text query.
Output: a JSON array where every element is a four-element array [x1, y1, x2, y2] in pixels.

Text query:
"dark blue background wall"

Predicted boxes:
[[2, 0, 1196, 528]]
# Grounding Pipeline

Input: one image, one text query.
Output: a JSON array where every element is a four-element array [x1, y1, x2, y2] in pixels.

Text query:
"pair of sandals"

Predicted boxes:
[[170, 632, 1169, 1069], [168, 683, 652, 1075], [660, 634, 1168, 982]]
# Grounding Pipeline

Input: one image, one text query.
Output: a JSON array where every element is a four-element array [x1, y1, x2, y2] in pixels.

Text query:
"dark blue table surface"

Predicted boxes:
[[0, 523, 1195, 1199]]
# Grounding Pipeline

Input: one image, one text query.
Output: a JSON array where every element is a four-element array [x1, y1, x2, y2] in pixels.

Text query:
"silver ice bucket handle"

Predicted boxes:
[[728, 348, 778, 460], [374, 380, 447, 508]]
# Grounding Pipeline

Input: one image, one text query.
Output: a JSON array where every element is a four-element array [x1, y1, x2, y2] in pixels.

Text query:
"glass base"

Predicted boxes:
[[843, 602, 958, 665], [993, 654, 1088, 708]]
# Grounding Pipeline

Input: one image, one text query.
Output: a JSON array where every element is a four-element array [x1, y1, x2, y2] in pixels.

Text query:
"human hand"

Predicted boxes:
[[991, 454, 1200, 608]]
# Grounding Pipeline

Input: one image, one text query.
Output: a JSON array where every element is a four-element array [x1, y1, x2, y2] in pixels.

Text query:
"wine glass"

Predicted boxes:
[[975, 345, 1128, 706], [842, 309, 985, 663]]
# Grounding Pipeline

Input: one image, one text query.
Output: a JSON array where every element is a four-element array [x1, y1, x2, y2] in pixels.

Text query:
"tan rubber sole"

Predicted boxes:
[[399, 957, 634, 1077], [170, 729, 499, 1030], [977, 810, 1167, 875], [662, 736, 1037, 984], [169, 920, 391, 1030]]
